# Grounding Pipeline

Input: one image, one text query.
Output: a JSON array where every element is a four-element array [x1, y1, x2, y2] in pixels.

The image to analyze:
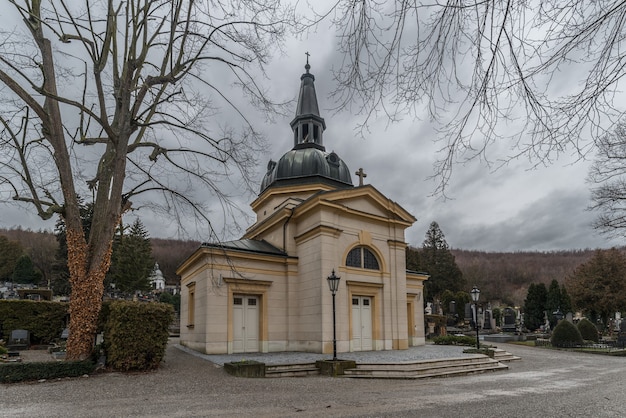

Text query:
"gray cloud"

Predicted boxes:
[[1, 8, 623, 252]]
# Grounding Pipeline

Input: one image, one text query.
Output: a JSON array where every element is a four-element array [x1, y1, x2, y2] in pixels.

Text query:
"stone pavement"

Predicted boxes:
[[14, 349, 56, 363], [175, 341, 470, 365]]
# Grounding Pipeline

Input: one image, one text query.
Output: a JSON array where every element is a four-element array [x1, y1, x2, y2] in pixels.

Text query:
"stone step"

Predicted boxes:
[[342, 356, 508, 379], [491, 348, 521, 362], [265, 363, 320, 378]]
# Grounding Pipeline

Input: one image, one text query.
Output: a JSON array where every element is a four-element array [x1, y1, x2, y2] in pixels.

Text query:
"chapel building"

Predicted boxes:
[[177, 62, 428, 355]]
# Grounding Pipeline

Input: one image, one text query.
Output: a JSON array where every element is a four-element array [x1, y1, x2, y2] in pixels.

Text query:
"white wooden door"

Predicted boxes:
[[232, 295, 259, 353], [351, 296, 372, 351]]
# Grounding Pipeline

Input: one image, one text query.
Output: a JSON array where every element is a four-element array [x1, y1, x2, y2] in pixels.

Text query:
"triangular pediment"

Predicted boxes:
[[296, 185, 416, 227]]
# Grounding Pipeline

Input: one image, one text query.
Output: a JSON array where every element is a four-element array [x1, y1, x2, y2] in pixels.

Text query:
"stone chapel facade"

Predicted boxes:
[[177, 62, 428, 355]]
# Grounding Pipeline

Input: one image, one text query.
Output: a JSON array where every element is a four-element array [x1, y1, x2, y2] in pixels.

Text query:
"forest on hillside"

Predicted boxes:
[[451, 249, 598, 306], [0, 226, 615, 305], [0, 227, 199, 287]]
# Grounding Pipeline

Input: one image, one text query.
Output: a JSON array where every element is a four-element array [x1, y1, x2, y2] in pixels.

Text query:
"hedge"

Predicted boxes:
[[103, 301, 174, 371], [0, 361, 95, 383], [1, 299, 173, 373], [432, 335, 477, 346], [0, 300, 68, 344]]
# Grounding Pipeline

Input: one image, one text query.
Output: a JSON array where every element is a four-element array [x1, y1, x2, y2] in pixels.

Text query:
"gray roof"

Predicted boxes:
[[260, 63, 353, 193], [293, 70, 321, 119], [260, 146, 353, 192], [201, 239, 287, 256]]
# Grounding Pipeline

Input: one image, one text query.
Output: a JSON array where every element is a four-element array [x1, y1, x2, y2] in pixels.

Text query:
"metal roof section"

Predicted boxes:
[[201, 239, 287, 256], [292, 62, 322, 120], [260, 147, 353, 192], [261, 60, 353, 194]]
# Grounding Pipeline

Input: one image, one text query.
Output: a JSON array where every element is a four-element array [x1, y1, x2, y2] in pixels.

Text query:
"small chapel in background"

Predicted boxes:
[[177, 60, 428, 355]]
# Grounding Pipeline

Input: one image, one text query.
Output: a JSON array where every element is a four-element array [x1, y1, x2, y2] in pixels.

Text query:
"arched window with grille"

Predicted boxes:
[[346, 246, 380, 270]]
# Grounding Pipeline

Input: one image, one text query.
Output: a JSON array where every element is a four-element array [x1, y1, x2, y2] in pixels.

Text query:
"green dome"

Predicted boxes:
[[260, 144, 353, 192], [260, 61, 354, 194]]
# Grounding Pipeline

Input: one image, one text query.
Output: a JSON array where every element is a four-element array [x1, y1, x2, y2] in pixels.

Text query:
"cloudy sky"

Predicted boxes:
[[253, 50, 621, 252], [1, 3, 624, 252]]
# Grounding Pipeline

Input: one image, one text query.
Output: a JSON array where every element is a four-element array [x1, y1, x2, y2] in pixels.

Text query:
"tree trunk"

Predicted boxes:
[[65, 227, 112, 360]]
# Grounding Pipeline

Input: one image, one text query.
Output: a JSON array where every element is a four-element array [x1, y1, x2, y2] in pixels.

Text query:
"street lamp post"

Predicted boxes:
[[470, 285, 481, 350], [327, 270, 341, 361]]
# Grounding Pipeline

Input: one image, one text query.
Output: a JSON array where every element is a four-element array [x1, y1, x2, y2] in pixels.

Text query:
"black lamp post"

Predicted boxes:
[[470, 285, 481, 350], [327, 269, 341, 361]]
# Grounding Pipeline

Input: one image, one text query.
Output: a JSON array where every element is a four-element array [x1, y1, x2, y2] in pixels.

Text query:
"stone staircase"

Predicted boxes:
[[265, 362, 321, 378], [262, 351, 517, 378], [491, 348, 521, 362], [340, 355, 508, 379]]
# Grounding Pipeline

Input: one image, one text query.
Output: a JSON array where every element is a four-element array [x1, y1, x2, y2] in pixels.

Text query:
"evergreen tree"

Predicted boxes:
[[0, 235, 23, 281], [524, 283, 548, 331], [406, 246, 421, 272], [418, 222, 465, 301], [12, 254, 38, 284], [107, 219, 154, 294], [159, 292, 181, 313], [546, 279, 563, 327], [560, 285, 572, 315]]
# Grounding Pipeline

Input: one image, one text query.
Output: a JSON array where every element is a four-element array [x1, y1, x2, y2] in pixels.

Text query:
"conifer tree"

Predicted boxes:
[[524, 283, 548, 331], [418, 222, 465, 301], [107, 219, 154, 294], [546, 279, 563, 327], [0, 235, 23, 281], [12, 254, 38, 284], [560, 285, 572, 315]]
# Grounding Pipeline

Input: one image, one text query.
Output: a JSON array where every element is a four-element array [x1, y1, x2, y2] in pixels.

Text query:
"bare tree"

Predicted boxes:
[[0, 0, 289, 359], [313, 1, 626, 193], [589, 121, 626, 235]]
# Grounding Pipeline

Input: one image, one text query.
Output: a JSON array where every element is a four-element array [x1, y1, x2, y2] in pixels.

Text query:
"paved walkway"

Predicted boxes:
[[5, 341, 626, 417], [176, 341, 470, 365]]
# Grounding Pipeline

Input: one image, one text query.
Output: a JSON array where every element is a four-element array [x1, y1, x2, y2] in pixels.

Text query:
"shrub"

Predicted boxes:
[[103, 301, 174, 371], [432, 335, 477, 346], [0, 361, 95, 383], [576, 318, 599, 343], [551, 320, 583, 348]]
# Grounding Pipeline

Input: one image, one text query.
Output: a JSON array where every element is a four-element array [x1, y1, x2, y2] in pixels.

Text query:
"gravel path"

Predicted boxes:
[[4, 340, 626, 417]]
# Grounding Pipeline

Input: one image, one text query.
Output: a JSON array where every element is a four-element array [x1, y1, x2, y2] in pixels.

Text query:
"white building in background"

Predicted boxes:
[[150, 263, 166, 291]]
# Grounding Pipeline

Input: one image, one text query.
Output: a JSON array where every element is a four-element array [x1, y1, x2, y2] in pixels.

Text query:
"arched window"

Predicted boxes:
[[346, 247, 380, 270]]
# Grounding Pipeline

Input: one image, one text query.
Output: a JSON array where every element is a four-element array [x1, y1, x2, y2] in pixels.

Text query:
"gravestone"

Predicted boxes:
[[8, 329, 29, 351], [447, 301, 458, 327], [566, 312, 574, 323], [483, 310, 492, 330], [502, 308, 516, 332], [619, 320, 626, 348], [446, 300, 459, 327], [433, 300, 443, 315], [449, 301, 456, 315]]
